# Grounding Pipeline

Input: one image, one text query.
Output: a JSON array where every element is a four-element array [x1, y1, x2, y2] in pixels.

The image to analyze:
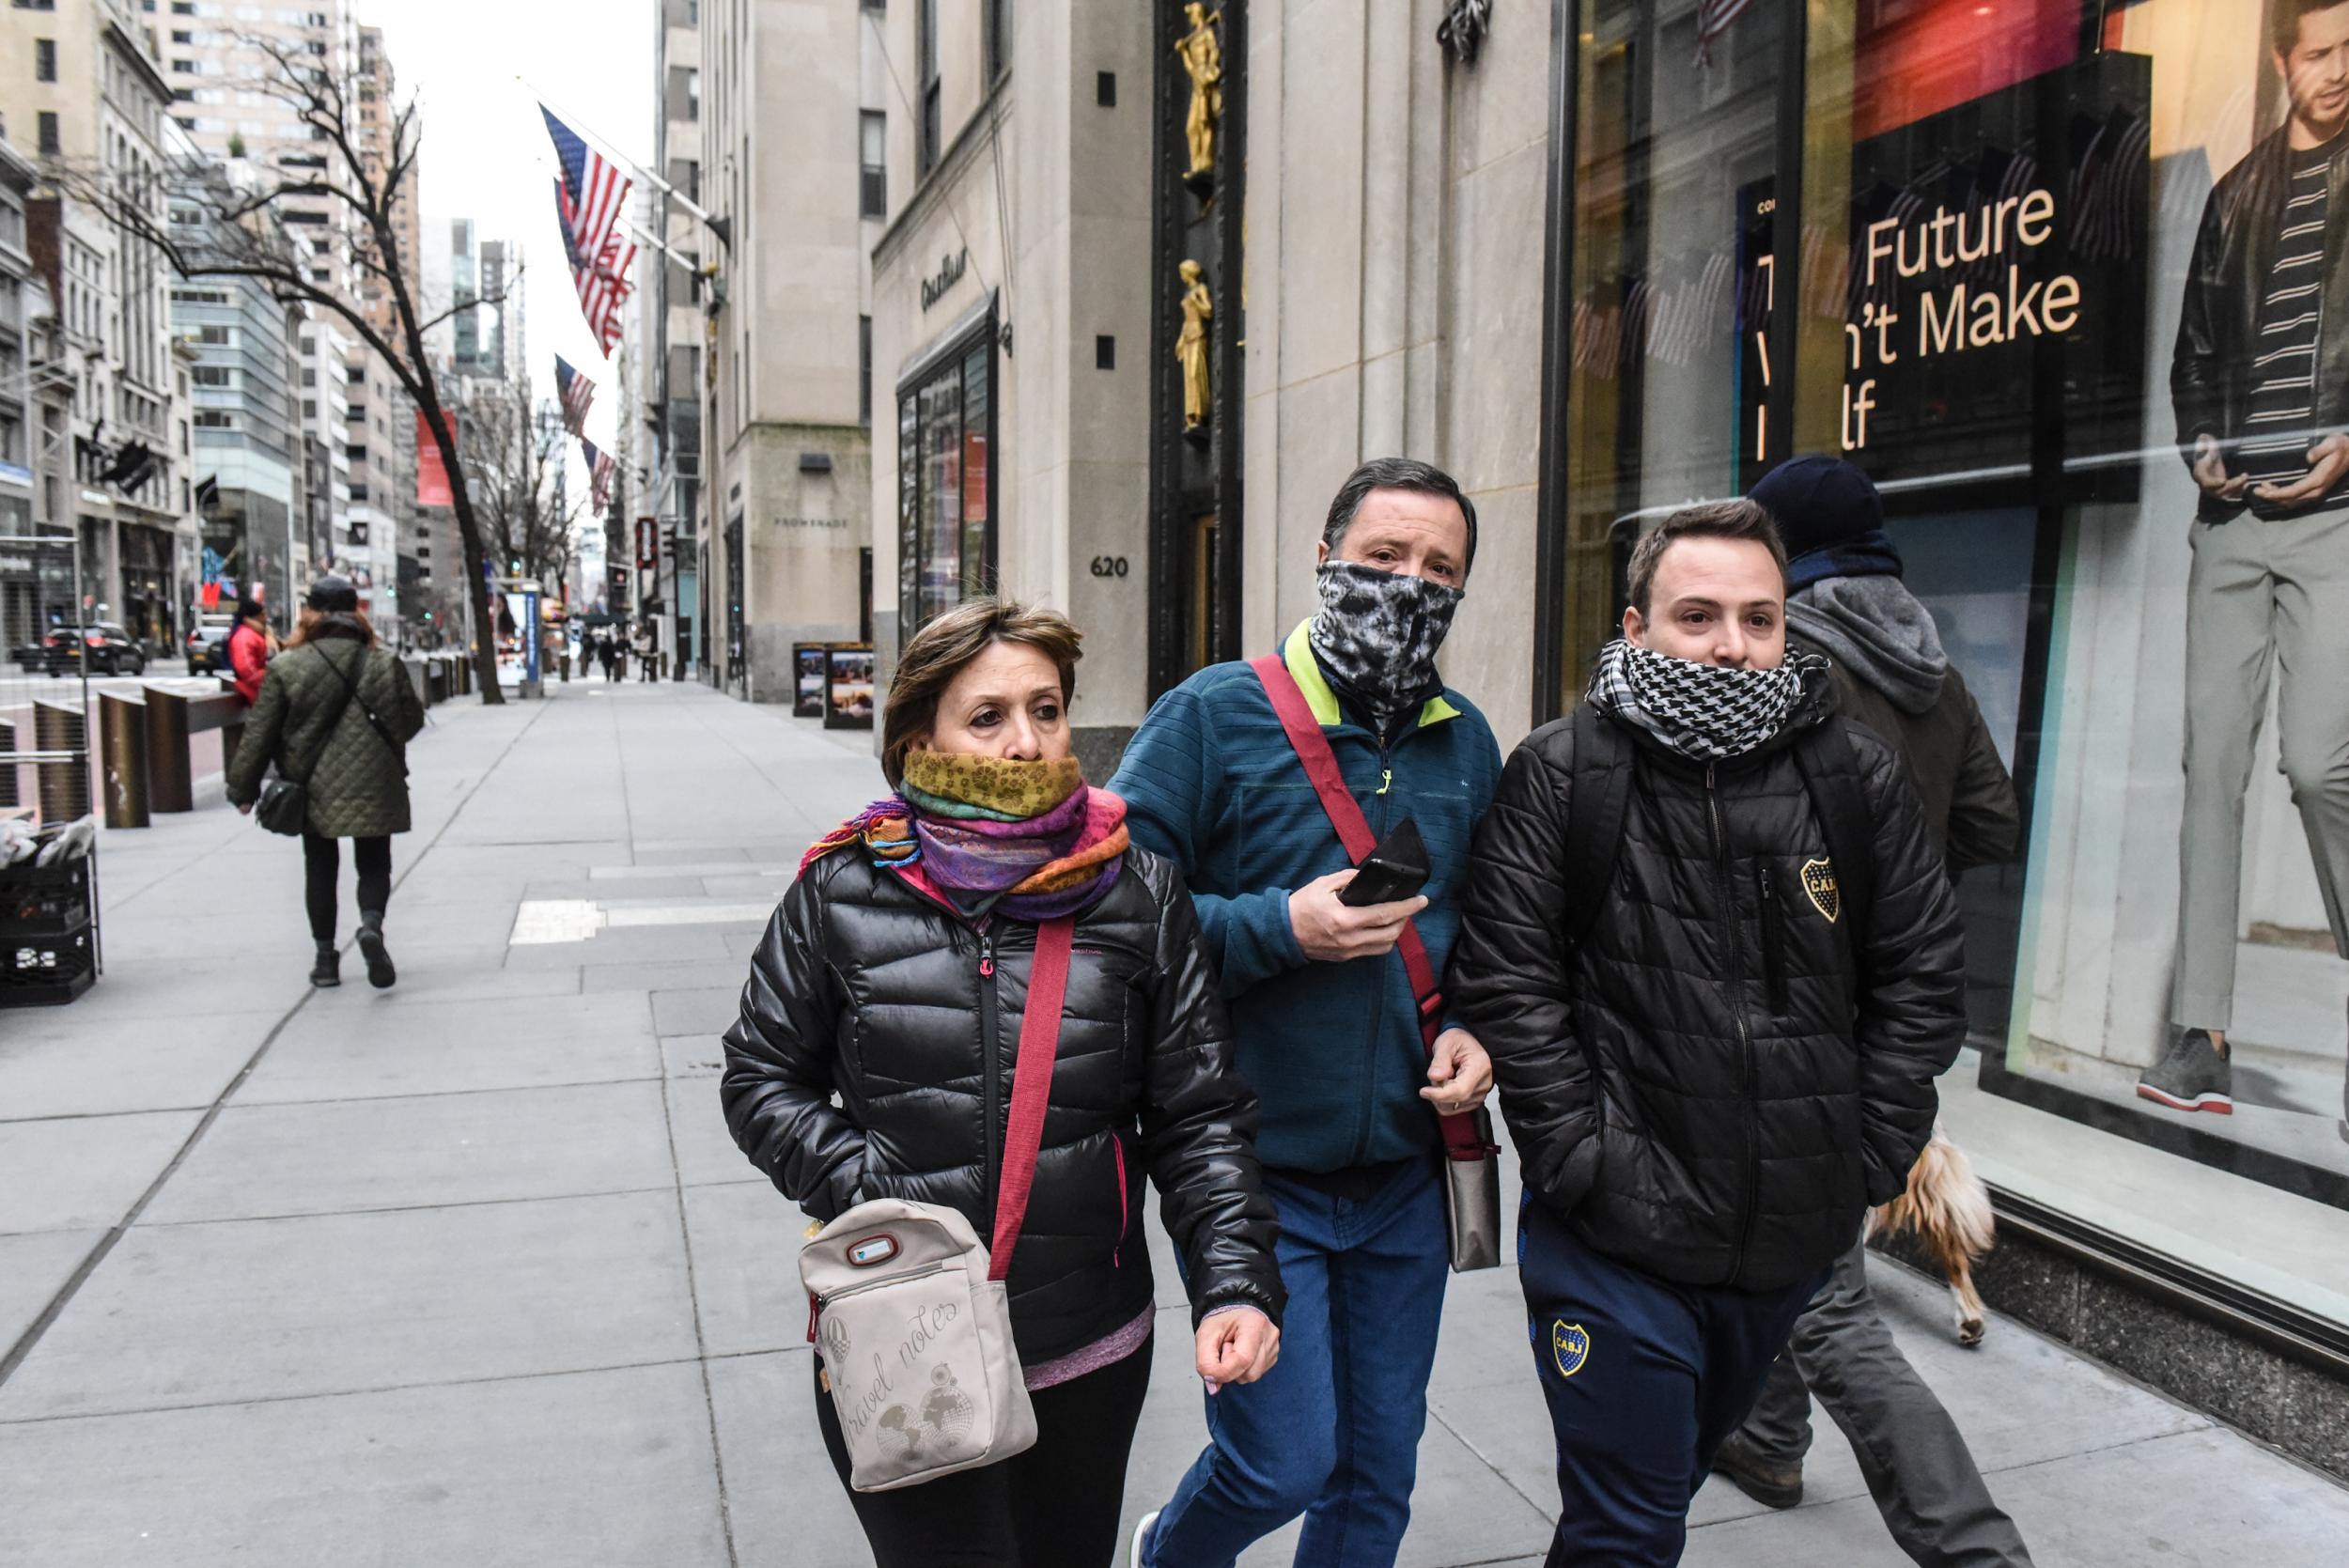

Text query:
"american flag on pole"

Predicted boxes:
[[540, 105, 630, 265], [583, 438, 616, 512], [1695, 0, 1756, 64], [555, 178, 636, 357], [554, 355, 596, 439]]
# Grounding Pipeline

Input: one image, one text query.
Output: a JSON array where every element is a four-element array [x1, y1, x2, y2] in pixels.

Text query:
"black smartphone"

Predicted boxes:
[[1339, 817, 1431, 907]]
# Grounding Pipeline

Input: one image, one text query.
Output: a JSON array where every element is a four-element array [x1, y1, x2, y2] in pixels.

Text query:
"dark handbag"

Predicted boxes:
[[1251, 655, 1503, 1271], [253, 645, 365, 837]]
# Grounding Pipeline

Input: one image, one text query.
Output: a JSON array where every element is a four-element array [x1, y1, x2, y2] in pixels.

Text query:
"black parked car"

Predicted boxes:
[[44, 623, 147, 677]]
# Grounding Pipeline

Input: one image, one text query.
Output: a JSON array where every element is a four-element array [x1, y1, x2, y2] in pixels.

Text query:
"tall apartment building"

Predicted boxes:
[[647, 0, 702, 675], [353, 23, 420, 348], [159, 2, 420, 629], [693, 0, 878, 701], [2, 0, 194, 650]]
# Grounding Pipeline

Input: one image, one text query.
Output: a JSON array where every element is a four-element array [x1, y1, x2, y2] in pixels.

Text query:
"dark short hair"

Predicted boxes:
[[2273, 0, 2349, 52], [1624, 500, 1789, 616], [1322, 458, 1479, 575], [880, 598, 1084, 786], [235, 597, 266, 623]]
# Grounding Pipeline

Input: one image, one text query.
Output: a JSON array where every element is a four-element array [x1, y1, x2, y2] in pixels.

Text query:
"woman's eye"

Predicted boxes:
[[971, 709, 1000, 728], [1035, 705, 1063, 723]]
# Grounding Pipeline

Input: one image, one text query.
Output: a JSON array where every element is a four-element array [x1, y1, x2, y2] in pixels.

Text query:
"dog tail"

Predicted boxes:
[[1880, 1125, 1996, 1260]]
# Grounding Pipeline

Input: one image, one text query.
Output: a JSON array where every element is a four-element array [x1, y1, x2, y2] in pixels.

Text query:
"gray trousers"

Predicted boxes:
[[1738, 1239, 2033, 1568], [2175, 511, 2349, 1032]]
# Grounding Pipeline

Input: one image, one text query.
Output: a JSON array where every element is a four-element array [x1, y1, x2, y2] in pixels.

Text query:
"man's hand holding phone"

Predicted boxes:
[[1289, 870, 1426, 961]]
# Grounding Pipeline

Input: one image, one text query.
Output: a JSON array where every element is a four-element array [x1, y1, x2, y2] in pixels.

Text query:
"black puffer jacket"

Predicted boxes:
[[1449, 688, 1967, 1292], [722, 845, 1283, 1366]]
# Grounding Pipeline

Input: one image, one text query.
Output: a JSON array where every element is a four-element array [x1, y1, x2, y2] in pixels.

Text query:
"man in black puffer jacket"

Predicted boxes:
[[1450, 500, 1967, 1567]]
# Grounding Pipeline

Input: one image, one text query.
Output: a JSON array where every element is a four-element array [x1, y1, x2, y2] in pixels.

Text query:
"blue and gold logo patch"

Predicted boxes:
[[1551, 1320, 1591, 1378]]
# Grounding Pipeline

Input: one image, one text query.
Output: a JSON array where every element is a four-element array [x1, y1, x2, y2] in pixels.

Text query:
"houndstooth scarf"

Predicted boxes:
[[1586, 639, 1827, 762]]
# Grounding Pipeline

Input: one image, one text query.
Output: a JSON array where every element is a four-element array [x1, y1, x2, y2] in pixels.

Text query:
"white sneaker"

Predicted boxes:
[[1129, 1509, 1160, 1568]]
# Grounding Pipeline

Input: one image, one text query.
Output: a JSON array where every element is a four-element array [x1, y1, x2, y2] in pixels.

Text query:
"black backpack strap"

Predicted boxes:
[[1562, 705, 1636, 951], [1792, 718, 1877, 969]]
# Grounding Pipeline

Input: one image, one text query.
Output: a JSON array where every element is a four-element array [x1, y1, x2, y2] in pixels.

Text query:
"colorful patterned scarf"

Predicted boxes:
[[800, 751, 1128, 920]]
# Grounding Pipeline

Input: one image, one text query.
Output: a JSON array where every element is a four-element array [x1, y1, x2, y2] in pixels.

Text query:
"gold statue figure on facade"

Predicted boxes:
[[1178, 259, 1212, 436], [1175, 5, 1223, 189]]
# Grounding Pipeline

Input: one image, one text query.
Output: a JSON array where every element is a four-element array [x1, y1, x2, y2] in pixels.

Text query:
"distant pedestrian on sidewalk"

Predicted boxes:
[[226, 597, 272, 706], [723, 598, 1283, 1568], [1708, 456, 2033, 1568], [1449, 500, 1969, 1567], [226, 575, 426, 991], [1114, 457, 1503, 1568]]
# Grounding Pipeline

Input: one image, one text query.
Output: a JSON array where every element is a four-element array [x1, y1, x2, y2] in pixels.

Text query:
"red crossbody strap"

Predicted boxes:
[[1251, 657, 1487, 1162], [988, 914, 1074, 1281]]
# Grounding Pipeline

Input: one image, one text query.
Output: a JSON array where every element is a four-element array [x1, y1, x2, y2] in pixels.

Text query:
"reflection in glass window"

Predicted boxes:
[[896, 322, 995, 634]]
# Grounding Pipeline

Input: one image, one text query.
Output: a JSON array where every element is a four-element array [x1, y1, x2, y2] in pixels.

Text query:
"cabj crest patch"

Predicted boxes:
[[1800, 858, 1840, 924], [1551, 1320, 1591, 1378]]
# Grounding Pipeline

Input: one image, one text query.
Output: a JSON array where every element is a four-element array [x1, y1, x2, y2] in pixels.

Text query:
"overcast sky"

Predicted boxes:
[[360, 0, 655, 522]]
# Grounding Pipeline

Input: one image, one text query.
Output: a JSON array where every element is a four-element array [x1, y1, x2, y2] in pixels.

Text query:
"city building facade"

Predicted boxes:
[[2, 0, 195, 649], [647, 1, 702, 674], [693, 0, 876, 701]]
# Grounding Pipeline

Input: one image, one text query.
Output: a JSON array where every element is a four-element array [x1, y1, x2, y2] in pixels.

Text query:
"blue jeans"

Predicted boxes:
[[1519, 1196, 1828, 1567], [1145, 1157, 1450, 1568]]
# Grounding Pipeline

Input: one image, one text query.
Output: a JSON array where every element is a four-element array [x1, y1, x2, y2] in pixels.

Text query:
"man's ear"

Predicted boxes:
[[1622, 606, 1648, 647]]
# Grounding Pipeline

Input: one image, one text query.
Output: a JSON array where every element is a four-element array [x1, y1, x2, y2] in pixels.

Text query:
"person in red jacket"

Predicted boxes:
[[226, 598, 272, 706]]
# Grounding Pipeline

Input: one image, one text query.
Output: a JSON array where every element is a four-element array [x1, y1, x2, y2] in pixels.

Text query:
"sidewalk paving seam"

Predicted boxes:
[[1423, 1399, 1559, 1524], [626, 688, 745, 1568], [0, 697, 553, 1391], [0, 1351, 714, 1426], [125, 1179, 748, 1231]]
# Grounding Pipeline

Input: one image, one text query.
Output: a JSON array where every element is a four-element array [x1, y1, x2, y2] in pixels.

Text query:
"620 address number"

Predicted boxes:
[[1089, 556, 1130, 579]]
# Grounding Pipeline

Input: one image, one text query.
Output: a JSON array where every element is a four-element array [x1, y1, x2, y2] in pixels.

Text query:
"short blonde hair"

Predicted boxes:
[[880, 598, 1084, 785]]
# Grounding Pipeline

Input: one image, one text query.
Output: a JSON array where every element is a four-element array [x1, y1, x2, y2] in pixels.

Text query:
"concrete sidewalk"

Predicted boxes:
[[2, 677, 2343, 1567]]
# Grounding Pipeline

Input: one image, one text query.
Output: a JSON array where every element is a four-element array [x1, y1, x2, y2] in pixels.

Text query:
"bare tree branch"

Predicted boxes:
[[60, 35, 512, 700]]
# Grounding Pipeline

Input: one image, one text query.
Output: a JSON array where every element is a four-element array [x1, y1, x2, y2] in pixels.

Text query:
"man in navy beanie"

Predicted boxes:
[[1720, 455, 2032, 1567]]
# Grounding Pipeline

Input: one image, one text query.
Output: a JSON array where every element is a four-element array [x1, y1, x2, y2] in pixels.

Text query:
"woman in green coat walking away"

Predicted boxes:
[[226, 576, 427, 988]]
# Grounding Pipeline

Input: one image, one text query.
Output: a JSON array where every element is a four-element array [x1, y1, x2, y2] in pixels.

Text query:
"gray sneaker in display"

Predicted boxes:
[[2136, 1029, 2232, 1115]]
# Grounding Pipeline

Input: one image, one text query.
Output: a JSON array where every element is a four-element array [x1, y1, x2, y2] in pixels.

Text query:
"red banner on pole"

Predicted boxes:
[[416, 409, 455, 507]]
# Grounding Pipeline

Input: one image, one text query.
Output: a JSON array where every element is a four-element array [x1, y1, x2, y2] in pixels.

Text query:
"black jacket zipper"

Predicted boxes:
[[1706, 764, 1760, 1285], [978, 930, 1001, 1226], [1757, 864, 1790, 1015]]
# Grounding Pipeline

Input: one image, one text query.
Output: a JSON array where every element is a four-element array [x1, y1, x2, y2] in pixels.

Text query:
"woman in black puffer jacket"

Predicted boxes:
[[722, 598, 1282, 1568]]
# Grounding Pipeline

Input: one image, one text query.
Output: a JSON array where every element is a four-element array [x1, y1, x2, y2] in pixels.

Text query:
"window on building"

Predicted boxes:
[[192, 365, 232, 386], [987, 0, 1010, 80], [860, 315, 873, 427], [860, 111, 887, 219], [195, 324, 229, 345], [12, 1, 58, 12], [35, 39, 55, 81], [687, 68, 700, 122], [194, 410, 232, 428], [917, 0, 941, 176], [37, 113, 59, 156], [897, 319, 994, 633], [172, 58, 195, 73]]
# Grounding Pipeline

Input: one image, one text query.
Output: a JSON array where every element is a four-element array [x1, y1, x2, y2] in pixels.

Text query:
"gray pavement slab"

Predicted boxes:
[[670, 1078, 760, 1190], [0, 1361, 730, 1568], [5, 680, 2342, 1568], [683, 1178, 810, 1358], [234, 991, 658, 1104], [0, 1229, 102, 1352], [141, 1080, 679, 1224], [0, 1011, 276, 1119], [0, 1188, 698, 1421], [0, 1110, 200, 1234]]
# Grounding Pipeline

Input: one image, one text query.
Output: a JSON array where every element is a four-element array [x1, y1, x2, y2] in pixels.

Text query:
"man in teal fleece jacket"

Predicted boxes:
[[1118, 458, 1503, 1568]]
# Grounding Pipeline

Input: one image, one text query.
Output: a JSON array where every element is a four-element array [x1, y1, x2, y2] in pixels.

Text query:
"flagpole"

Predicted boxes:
[[524, 77, 727, 240]]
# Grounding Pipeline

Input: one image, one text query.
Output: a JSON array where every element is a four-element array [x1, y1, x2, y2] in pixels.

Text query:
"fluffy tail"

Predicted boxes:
[[1869, 1124, 1995, 1345]]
